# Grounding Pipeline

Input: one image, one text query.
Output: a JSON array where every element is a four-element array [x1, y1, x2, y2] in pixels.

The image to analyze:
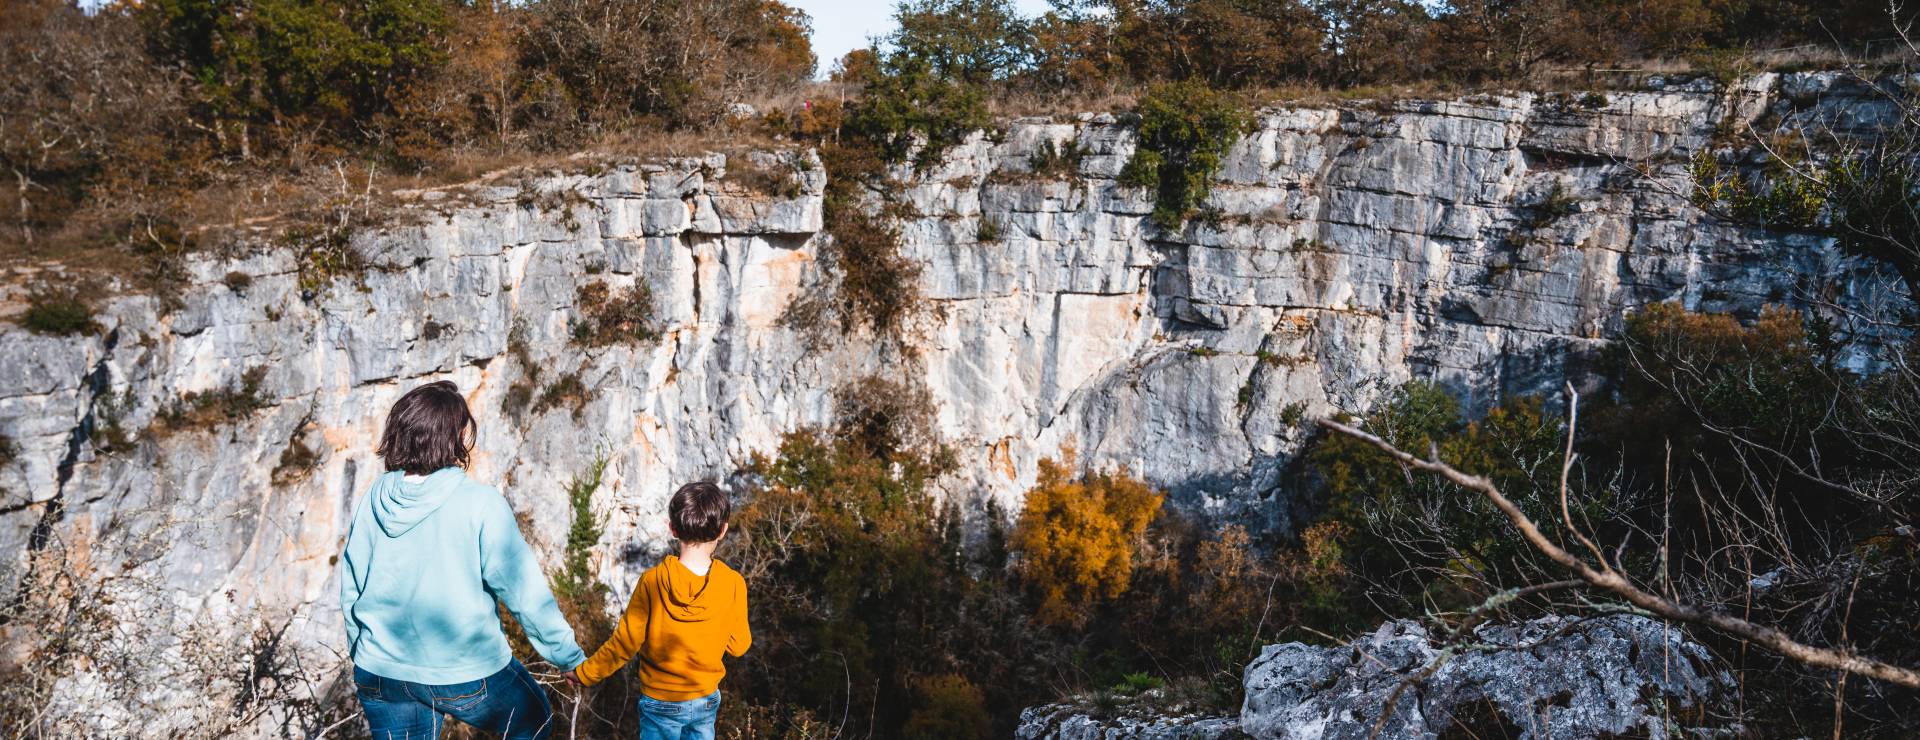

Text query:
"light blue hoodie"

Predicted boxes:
[[339, 467, 586, 684]]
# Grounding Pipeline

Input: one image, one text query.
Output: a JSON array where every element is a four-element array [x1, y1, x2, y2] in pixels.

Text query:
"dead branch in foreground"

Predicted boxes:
[[1318, 392, 1920, 691]]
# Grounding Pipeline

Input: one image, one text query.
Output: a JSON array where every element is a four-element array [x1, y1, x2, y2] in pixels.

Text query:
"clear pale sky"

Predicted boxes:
[[788, 0, 1055, 77]]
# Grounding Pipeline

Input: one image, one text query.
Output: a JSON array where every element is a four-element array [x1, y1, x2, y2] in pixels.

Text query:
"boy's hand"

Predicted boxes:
[[563, 669, 582, 686]]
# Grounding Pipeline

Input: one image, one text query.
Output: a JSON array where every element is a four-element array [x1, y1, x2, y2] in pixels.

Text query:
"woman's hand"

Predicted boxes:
[[563, 669, 582, 686]]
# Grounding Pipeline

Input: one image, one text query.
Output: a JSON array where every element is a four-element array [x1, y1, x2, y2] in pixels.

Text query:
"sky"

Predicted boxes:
[[787, 0, 1056, 77]]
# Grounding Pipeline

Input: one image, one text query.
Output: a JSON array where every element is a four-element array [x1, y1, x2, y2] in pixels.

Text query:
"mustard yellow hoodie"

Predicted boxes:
[[575, 555, 751, 700]]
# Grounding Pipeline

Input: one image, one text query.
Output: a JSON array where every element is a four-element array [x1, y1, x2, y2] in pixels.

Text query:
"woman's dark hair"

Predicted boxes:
[[377, 381, 476, 475], [669, 482, 731, 543]]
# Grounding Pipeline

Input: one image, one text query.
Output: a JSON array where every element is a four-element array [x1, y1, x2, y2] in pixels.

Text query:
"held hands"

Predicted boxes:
[[563, 669, 582, 686]]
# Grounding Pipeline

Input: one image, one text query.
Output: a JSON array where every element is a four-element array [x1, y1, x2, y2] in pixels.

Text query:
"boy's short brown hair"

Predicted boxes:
[[669, 482, 731, 543], [377, 380, 476, 475]]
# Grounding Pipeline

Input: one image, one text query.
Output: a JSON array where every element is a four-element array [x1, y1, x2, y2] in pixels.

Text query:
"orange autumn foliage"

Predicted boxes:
[[1011, 453, 1163, 627]]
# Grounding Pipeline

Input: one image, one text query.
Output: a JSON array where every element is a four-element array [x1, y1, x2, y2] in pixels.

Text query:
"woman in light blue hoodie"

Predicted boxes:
[[340, 381, 585, 739]]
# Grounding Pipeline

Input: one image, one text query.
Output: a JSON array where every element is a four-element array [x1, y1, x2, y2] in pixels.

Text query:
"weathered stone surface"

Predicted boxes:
[[1017, 702, 1242, 740], [0, 75, 1905, 736], [1238, 616, 1732, 740]]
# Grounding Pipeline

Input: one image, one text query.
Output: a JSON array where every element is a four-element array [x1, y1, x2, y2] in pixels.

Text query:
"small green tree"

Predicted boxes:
[[550, 453, 609, 601], [1119, 81, 1251, 228], [889, 0, 1033, 86]]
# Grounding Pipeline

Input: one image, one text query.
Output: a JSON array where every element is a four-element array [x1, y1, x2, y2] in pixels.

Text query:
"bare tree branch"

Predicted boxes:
[[1318, 399, 1920, 690]]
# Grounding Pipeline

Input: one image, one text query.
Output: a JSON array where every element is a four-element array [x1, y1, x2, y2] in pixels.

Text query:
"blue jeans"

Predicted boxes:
[[353, 660, 555, 739], [639, 690, 721, 740]]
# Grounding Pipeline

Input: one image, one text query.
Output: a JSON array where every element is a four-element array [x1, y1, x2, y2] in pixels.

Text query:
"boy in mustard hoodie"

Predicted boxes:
[[566, 482, 751, 740]]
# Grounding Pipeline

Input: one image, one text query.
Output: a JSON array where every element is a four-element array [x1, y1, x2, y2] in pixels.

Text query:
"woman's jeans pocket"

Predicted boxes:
[[352, 666, 384, 701], [428, 676, 490, 713], [354, 660, 553, 740]]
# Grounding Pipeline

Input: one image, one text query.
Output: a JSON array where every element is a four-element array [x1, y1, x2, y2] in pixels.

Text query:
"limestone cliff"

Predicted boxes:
[[0, 71, 1904, 735]]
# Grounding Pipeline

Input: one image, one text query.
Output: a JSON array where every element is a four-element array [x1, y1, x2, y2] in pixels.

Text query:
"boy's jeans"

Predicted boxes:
[[639, 690, 721, 740], [352, 659, 555, 739]]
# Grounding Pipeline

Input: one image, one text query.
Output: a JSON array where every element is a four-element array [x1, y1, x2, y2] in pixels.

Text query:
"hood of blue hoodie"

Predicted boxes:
[[369, 467, 466, 537]]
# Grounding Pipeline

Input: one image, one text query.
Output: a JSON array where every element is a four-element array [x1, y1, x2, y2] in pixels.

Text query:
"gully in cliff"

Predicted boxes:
[[338, 381, 588, 738]]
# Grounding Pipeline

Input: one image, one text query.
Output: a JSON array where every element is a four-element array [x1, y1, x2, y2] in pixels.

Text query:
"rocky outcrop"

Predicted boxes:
[[0, 72, 1904, 735], [1238, 615, 1732, 739], [1019, 615, 1731, 740], [1017, 702, 1242, 740]]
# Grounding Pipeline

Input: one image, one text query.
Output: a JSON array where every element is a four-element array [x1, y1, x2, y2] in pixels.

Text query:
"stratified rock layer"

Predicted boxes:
[[0, 73, 1903, 735]]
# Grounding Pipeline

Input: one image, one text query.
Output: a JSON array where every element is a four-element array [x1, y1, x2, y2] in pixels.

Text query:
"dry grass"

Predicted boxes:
[[0, 121, 809, 290], [989, 82, 1145, 119], [5, 44, 1894, 291]]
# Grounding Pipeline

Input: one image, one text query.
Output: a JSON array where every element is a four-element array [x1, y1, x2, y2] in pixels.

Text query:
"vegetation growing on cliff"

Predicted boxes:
[[18, 289, 100, 336], [1119, 81, 1252, 228], [532, 372, 590, 418], [570, 281, 661, 347], [10, 0, 1906, 292], [549, 453, 609, 602], [149, 366, 273, 437]]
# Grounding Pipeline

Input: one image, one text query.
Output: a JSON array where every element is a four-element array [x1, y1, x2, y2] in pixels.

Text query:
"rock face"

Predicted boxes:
[[0, 72, 1903, 735], [1238, 616, 1731, 739]]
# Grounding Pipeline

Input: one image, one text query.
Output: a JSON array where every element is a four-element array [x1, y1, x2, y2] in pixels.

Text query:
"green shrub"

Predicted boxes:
[[1027, 138, 1083, 179], [1824, 128, 1920, 293], [976, 215, 1003, 243], [1120, 81, 1251, 229], [550, 452, 608, 601], [1112, 672, 1164, 696], [152, 366, 272, 435], [1279, 400, 1307, 428], [290, 224, 365, 296], [20, 292, 99, 336], [570, 281, 660, 347], [1306, 381, 1583, 609], [532, 372, 589, 418], [842, 56, 990, 171], [139, 0, 451, 136], [839, 0, 1009, 170], [1525, 182, 1581, 230], [1689, 150, 1827, 231], [90, 389, 135, 453]]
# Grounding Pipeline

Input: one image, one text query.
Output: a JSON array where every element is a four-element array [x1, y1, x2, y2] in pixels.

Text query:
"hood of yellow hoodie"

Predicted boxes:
[[659, 555, 731, 622]]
